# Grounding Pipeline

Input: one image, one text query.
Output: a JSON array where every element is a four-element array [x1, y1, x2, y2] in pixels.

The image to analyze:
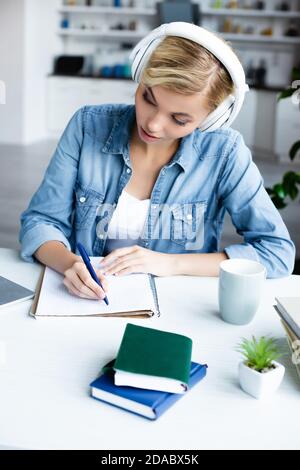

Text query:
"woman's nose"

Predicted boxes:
[[146, 112, 165, 133]]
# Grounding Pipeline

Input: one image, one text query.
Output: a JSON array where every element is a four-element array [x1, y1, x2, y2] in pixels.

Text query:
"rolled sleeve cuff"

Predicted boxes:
[[224, 243, 260, 263], [20, 224, 71, 263]]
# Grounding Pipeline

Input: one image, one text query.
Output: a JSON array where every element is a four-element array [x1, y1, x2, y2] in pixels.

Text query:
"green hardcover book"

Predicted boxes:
[[113, 324, 193, 394]]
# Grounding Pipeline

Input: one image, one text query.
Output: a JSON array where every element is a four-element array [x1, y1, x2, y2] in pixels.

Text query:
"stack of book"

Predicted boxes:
[[274, 297, 300, 380], [90, 323, 208, 420]]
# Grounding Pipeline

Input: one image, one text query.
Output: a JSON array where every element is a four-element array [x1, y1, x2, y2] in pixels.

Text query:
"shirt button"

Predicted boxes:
[[79, 196, 86, 203], [152, 205, 157, 210], [126, 168, 131, 174], [187, 214, 192, 220]]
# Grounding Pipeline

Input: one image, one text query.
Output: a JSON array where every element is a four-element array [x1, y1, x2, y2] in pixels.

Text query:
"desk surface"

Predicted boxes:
[[0, 247, 299, 450]]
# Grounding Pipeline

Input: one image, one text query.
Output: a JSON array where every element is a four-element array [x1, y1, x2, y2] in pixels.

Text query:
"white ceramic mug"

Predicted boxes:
[[218, 259, 266, 325]]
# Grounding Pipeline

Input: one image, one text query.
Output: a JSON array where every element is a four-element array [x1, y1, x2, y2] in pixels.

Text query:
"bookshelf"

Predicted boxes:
[[57, 1, 157, 47], [48, 0, 299, 162], [57, 28, 147, 40], [201, 7, 300, 18], [221, 33, 300, 43], [58, 5, 156, 15], [200, 2, 300, 45], [56, 1, 300, 82]]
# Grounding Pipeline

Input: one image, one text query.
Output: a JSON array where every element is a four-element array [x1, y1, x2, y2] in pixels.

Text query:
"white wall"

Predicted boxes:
[[0, 0, 25, 144], [0, 0, 60, 145], [23, 0, 61, 144]]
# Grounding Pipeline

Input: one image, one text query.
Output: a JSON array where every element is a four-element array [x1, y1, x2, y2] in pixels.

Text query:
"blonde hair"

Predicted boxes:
[[141, 35, 236, 113]]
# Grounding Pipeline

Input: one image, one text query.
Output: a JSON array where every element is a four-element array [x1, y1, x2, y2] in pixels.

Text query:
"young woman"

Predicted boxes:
[[19, 22, 295, 301]]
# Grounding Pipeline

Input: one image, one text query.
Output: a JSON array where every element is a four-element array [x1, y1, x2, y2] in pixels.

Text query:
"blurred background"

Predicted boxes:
[[0, 0, 299, 268]]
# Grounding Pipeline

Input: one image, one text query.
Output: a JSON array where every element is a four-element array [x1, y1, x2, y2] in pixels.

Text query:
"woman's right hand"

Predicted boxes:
[[63, 261, 109, 300]]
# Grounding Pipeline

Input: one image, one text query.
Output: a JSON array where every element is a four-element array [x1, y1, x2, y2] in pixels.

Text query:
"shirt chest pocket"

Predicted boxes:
[[74, 182, 105, 230], [170, 201, 207, 250]]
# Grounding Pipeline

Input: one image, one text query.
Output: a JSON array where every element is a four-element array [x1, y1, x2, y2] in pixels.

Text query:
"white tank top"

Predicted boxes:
[[103, 190, 150, 255]]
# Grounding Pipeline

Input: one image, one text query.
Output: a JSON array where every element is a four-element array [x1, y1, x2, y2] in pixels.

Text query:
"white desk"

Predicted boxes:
[[0, 247, 300, 450]]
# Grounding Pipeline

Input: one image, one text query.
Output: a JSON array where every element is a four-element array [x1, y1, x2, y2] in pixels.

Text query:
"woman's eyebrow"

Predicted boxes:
[[146, 87, 193, 118]]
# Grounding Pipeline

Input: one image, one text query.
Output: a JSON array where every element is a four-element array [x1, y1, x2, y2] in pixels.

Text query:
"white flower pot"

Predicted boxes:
[[238, 360, 285, 399]]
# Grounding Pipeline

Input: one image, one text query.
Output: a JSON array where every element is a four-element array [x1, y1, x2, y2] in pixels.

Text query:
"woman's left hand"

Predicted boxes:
[[98, 245, 175, 277]]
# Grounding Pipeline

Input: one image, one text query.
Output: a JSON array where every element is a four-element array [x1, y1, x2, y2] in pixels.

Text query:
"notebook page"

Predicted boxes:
[[35, 261, 156, 316]]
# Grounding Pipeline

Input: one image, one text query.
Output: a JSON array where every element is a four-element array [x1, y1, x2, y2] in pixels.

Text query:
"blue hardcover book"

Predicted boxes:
[[90, 361, 207, 420]]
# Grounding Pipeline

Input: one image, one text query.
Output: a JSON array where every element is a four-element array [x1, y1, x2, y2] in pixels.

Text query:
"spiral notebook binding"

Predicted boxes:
[[148, 274, 161, 317]]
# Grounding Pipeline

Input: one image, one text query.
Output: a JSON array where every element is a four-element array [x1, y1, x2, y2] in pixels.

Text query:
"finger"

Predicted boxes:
[[94, 270, 109, 292], [100, 245, 139, 267], [78, 271, 107, 299], [63, 278, 97, 299], [104, 254, 141, 275], [74, 264, 107, 299], [68, 284, 92, 299], [68, 270, 103, 299], [115, 265, 144, 276]]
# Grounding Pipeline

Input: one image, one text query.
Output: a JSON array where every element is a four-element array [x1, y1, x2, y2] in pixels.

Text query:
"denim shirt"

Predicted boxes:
[[19, 103, 295, 278]]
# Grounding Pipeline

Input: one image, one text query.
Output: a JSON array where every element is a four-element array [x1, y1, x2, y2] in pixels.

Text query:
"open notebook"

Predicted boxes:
[[31, 257, 160, 318]]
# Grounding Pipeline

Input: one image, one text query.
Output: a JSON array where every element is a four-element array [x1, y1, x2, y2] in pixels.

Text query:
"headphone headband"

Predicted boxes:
[[129, 22, 249, 132]]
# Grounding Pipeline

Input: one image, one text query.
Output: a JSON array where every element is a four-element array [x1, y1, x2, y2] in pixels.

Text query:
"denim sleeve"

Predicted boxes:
[[218, 133, 295, 278], [19, 107, 84, 263]]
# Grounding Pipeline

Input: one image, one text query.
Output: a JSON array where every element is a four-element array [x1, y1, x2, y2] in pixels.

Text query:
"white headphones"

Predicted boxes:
[[129, 22, 249, 132]]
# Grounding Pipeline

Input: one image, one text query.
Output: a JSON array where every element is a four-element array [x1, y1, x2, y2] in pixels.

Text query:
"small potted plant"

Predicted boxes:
[[236, 335, 285, 399]]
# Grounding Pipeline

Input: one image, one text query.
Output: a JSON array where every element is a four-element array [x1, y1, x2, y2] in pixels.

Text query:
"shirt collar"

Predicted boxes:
[[102, 104, 198, 172]]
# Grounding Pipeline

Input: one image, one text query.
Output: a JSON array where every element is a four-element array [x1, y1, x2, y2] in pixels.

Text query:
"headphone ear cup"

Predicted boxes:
[[130, 36, 164, 83], [200, 106, 233, 132], [198, 95, 235, 132]]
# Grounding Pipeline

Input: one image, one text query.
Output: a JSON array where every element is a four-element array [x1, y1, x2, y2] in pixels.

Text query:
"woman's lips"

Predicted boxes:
[[140, 126, 160, 141]]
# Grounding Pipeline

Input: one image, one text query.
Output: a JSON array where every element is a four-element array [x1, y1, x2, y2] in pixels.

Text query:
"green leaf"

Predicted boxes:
[[292, 67, 300, 81], [273, 183, 286, 199], [277, 88, 294, 102], [282, 172, 300, 200], [271, 195, 287, 210], [289, 186, 299, 200], [236, 336, 282, 372], [283, 171, 298, 185], [290, 141, 300, 161]]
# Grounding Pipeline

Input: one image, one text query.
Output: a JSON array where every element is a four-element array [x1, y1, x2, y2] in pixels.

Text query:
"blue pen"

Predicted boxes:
[[77, 242, 109, 305]]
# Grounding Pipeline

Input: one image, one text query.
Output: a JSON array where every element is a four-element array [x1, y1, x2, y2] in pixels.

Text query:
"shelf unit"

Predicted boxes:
[[199, 0, 300, 88], [57, 28, 147, 40], [58, 28, 300, 44], [201, 7, 300, 19], [57, 2, 157, 45], [57, 14, 300, 44], [58, 5, 156, 15], [47, 1, 300, 162], [55, 0, 300, 87], [47, 76, 137, 134], [57, 2, 300, 46], [200, 3, 300, 42], [221, 33, 300, 44]]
